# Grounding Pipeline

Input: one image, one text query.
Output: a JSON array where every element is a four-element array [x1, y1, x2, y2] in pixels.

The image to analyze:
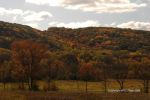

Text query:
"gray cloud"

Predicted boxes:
[[0, 0, 149, 30], [25, 0, 147, 13]]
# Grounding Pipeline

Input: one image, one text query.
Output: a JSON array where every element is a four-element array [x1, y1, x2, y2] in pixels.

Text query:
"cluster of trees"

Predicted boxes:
[[46, 27, 150, 52], [0, 21, 41, 39], [0, 40, 149, 93], [0, 21, 150, 93]]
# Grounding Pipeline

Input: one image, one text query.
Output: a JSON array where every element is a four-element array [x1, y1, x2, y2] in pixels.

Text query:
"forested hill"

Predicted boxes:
[[0, 21, 150, 88], [0, 21, 150, 53], [46, 27, 150, 52], [0, 21, 42, 49], [0, 21, 42, 38]]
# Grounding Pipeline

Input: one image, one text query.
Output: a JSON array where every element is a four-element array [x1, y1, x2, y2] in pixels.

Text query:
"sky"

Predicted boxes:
[[0, 0, 150, 31]]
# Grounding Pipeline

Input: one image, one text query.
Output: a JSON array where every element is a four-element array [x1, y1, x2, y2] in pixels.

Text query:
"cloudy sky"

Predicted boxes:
[[0, 0, 150, 30]]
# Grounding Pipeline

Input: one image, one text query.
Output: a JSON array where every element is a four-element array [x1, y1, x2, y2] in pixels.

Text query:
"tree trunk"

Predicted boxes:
[[104, 80, 107, 93], [75, 74, 79, 91], [143, 80, 149, 93], [3, 82, 6, 90], [27, 78, 31, 90], [48, 67, 52, 90], [28, 76, 32, 90], [103, 65, 107, 93], [117, 80, 124, 90], [21, 81, 24, 90], [85, 81, 88, 93], [120, 82, 124, 90], [30, 77, 34, 90], [76, 80, 79, 91], [48, 77, 51, 90]]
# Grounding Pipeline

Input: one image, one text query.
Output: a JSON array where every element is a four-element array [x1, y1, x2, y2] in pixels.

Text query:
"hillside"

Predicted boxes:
[[0, 21, 42, 49], [46, 27, 150, 52], [0, 21, 150, 53], [0, 21, 150, 93]]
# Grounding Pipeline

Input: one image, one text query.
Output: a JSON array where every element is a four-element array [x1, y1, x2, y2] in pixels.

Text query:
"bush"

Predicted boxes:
[[31, 83, 39, 91], [18, 83, 25, 90], [43, 82, 58, 91]]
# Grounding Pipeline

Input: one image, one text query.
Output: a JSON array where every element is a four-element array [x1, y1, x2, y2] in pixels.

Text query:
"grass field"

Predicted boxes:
[[0, 91, 149, 100], [36, 80, 144, 93], [0, 80, 149, 100], [0, 80, 146, 92]]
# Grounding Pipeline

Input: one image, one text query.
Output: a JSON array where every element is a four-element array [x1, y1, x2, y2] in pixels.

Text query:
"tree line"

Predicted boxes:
[[0, 40, 149, 93]]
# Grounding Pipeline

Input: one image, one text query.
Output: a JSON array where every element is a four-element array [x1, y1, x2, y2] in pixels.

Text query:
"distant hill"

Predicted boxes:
[[0, 21, 150, 53], [46, 27, 150, 52], [0, 21, 42, 49]]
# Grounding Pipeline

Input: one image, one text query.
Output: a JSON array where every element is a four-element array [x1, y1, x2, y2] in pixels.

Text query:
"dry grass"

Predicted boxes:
[[54, 80, 143, 92], [0, 91, 149, 100], [0, 80, 149, 100], [0, 80, 145, 92]]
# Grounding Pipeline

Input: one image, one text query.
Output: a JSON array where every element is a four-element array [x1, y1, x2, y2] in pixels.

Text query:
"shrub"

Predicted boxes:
[[43, 82, 58, 91], [32, 83, 39, 91], [18, 83, 25, 90]]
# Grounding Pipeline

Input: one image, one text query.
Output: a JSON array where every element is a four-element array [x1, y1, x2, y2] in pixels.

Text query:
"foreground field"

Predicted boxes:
[[0, 80, 147, 92], [0, 80, 149, 100], [54, 80, 143, 92], [0, 91, 149, 100]]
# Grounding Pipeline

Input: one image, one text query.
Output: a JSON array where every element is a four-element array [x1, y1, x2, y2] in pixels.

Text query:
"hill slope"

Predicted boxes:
[[0, 21, 42, 49], [0, 21, 150, 53], [46, 27, 150, 52]]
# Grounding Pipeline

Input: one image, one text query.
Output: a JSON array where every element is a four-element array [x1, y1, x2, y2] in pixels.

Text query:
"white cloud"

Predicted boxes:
[[23, 11, 53, 22], [24, 23, 39, 29], [25, 0, 63, 6], [0, 7, 53, 29], [25, 0, 147, 13], [48, 20, 100, 28], [0, 7, 53, 22], [0, 8, 23, 15], [117, 21, 150, 31], [48, 20, 150, 31]]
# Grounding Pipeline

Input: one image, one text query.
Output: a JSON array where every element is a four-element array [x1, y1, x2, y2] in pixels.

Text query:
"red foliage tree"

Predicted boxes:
[[79, 63, 97, 92]]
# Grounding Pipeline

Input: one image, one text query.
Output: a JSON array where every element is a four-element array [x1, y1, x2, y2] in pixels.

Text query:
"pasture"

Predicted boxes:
[[0, 80, 149, 100], [0, 91, 149, 100]]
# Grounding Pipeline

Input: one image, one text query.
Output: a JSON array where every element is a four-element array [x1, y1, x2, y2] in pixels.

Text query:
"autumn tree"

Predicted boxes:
[[62, 53, 79, 80], [0, 48, 12, 90], [136, 57, 150, 93], [129, 52, 150, 93], [0, 61, 13, 89], [41, 53, 66, 89], [11, 62, 26, 90], [111, 60, 128, 90], [11, 40, 49, 90], [50, 60, 67, 80], [79, 51, 94, 63], [79, 63, 97, 93], [111, 50, 129, 90], [98, 55, 114, 93], [41, 53, 54, 83]]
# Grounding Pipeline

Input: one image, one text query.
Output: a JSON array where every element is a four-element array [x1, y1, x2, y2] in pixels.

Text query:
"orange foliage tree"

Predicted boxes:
[[11, 40, 49, 90], [79, 63, 98, 92]]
